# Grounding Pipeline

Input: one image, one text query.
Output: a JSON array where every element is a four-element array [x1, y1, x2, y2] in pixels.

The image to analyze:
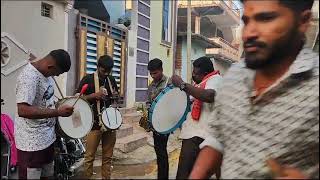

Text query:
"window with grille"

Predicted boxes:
[[162, 0, 172, 42], [41, 2, 53, 18]]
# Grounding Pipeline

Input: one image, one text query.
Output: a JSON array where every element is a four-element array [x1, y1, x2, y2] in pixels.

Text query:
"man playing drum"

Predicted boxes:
[[171, 56, 222, 179], [15, 49, 74, 179], [190, 0, 319, 179], [77, 55, 119, 179], [147, 58, 172, 179]]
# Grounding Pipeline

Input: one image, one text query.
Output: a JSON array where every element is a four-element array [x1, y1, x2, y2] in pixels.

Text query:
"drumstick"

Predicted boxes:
[[72, 84, 88, 107]]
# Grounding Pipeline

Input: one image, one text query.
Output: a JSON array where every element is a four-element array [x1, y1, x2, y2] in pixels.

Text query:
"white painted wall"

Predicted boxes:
[[1, 1, 69, 118], [125, 1, 138, 108], [1, 1, 67, 58]]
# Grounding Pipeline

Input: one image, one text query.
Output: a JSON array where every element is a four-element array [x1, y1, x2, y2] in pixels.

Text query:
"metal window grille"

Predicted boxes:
[[41, 3, 52, 18]]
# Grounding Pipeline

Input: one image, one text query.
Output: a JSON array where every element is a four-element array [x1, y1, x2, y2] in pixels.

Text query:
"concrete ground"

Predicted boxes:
[[7, 110, 184, 179], [72, 128, 182, 179]]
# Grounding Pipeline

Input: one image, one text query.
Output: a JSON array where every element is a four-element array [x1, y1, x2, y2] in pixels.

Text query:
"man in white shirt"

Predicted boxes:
[[171, 56, 222, 179], [15, 49, 74, 179]]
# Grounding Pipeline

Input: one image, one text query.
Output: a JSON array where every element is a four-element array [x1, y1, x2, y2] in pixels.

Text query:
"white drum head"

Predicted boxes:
[[58, 97, 93, 138], [102, 108, 122, 130], [150, 87, 189, 134]]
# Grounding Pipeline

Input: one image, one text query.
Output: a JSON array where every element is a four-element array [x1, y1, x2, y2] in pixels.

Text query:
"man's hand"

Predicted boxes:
[[58, 105, 74, 117], [94, 88, 107, 100], [171, 75, 184, 87], [266, 159, 308, 179]]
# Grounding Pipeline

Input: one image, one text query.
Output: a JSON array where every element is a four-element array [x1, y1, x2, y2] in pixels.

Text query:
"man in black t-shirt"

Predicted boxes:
[[77, 55, 118, 179]]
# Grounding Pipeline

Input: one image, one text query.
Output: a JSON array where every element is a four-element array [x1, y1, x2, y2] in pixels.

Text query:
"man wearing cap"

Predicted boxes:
[[15, 49, 74, 179]]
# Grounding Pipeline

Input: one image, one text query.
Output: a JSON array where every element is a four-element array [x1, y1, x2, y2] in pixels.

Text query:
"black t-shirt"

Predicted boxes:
[[77, 74, 118, 130]]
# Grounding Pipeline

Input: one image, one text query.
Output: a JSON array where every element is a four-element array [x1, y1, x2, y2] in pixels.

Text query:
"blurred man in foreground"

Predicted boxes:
[[190, 0, 319, 179]]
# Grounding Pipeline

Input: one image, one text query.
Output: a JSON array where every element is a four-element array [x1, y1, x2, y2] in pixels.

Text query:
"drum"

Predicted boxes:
[[101, 107, 122, 130], [148, 85, 191, 134], [56, 97, 93, 139]]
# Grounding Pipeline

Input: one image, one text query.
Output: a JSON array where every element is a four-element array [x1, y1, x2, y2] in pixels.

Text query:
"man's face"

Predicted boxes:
[[241, 1, 304, 69], [98, 66, 111, 79], [46, 59, 64, 77], [149, 69, 163, 82], [192, 67, 205, 84]]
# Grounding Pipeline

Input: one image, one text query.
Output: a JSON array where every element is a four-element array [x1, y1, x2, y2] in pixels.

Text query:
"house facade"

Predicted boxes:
[[177, 0, 241, 77], [1, 0, 73, 118], [123, 0, 178, 107]]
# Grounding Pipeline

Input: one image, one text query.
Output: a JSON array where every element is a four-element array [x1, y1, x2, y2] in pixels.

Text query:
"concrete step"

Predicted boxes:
[[122, 112, 142, 124], [115, 133, 148, 153], [116, 124, 134, 139], [118, 107, 137, 115]]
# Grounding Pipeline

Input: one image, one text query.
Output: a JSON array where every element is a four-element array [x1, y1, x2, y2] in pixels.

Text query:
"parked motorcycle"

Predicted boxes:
[[54, 136, 86, 180]]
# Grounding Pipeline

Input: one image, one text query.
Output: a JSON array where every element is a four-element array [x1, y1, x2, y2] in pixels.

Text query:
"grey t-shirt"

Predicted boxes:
[[15, 63, 56, 151]]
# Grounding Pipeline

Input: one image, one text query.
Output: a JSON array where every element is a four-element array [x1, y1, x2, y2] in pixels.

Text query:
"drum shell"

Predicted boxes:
[[55, 98, 69, 138], [55, 97, 94, 139], [148, 86, 191, 134], [101, 107, 122, 130]]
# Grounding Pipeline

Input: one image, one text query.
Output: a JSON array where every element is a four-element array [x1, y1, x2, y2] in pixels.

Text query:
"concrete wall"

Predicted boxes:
[[179, 38, 232, 81], [149, 0, 175, 77], [180, 38, 206, 81], [126, 2, 138, 108], [1, 1, 68, 118], [103, 0, 125, 24], [1, 1, 67, 59], [66, 8, 79, 96]]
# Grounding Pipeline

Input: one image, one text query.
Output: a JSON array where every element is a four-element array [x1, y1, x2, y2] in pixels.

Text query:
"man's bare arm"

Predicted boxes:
[[189, 146, 223, 179], [184, 84, 216, 103], [17, 103, 73, 119]]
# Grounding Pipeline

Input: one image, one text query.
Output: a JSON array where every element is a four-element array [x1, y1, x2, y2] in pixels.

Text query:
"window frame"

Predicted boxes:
[[161, 0, 172, 44], [41, 2, 53, 19]]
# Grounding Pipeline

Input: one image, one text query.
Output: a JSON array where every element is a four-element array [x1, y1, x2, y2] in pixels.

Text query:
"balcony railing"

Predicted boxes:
[[220, 0, 241, 18], [178, 0, 240, 18], [206, 37, 240, 62], [178, 0, 219, 8]]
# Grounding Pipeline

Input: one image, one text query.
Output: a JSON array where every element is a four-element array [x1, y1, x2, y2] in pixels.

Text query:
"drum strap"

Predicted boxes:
[[164, 76, 169, 87], [106, 76, 115, 95], [94, 72, 107, 132]]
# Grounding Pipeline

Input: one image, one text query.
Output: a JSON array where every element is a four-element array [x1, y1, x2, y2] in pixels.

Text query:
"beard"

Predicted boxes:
[[192, 76, 201, 84], [244, 26, 300, 70]]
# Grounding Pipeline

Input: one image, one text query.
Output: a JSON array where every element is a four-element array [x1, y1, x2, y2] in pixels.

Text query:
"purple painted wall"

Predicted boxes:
[[135, 0, 151, 102]]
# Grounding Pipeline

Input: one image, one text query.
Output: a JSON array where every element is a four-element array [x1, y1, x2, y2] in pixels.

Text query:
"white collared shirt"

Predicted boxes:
[[179, 74, 223, 140]]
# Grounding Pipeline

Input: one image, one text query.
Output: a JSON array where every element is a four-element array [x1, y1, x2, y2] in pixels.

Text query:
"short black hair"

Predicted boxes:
[[240, 0, 314, 13], [148, 58, 163, 71], [193, 56, 214, 75], [98, 55, 114, 70], [49, 49, 71, 72]]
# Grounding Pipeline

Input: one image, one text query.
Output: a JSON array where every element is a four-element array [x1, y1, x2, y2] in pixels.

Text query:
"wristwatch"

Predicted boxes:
[[179, 82, 187, 91]]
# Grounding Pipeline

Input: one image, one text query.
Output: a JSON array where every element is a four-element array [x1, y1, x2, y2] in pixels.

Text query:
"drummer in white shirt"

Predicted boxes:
[[171, 56, 223, 179]]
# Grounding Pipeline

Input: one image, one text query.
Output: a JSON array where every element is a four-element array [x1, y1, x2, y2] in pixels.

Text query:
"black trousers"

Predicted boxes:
[[176, 137, 204, 179], [153, 132, 170, 179]]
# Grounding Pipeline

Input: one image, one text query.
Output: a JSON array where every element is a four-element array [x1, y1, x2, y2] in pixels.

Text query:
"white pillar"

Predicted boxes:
[[187, 0, 192, 83], [195, 16, 200, 34]]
